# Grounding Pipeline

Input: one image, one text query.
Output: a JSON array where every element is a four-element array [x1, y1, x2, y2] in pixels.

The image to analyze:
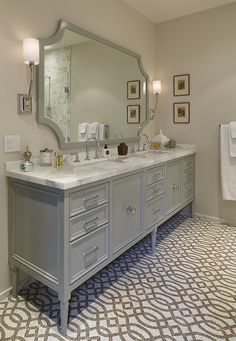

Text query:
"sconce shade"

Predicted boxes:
[[23, 38, 39, 65], [153, 80, 161, 94]]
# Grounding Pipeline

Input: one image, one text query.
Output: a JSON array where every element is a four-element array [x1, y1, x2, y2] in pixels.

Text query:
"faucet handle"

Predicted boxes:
[[75, 153, 80, 162], [94, 149, 99, 159]]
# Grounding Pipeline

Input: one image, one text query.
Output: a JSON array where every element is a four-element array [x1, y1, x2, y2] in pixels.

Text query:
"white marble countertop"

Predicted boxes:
[[6, 145, 196, 190]]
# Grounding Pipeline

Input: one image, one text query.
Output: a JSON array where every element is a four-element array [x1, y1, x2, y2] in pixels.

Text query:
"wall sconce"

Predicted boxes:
[[18, 38, 39, 114], [150, 80, 161, 120]]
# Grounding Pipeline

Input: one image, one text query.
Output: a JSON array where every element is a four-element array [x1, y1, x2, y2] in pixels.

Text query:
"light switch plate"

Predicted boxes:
[[4, 135, 21, 152], [17, 94, 32, 114]]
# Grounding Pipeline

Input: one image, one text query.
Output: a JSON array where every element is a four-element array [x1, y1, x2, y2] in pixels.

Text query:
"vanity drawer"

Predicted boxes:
[[69, 224, 109, 284], [146, 180, 164, 202], [70, 183, 109, 216], [146, 195, 164, 229], [183, 179, 195, 202], [70, 204, 109, 242], [146, 166, 165, 185], [183, 156, 195, 170], [183, 167, 195, 181]]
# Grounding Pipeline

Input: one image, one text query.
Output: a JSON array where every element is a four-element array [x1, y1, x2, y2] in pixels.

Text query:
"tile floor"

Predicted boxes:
[[0, 216, 236, 340]]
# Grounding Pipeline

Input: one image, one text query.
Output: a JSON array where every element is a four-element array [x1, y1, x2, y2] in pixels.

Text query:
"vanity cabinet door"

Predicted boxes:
[[111, 172, 144, 255], [165, 160, 182, 215]]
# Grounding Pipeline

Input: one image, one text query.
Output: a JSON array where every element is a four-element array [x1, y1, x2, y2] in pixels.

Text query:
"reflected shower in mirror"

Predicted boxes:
[[37, 21, 149, 149]]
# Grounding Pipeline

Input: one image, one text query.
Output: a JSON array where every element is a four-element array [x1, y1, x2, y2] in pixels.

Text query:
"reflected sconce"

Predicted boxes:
[[150, 80, 161, 120], [18, 38, 40, 114]]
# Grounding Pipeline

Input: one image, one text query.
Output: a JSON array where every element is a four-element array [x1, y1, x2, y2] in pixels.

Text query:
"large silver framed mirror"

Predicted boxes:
[[37, 20, 149, 150]]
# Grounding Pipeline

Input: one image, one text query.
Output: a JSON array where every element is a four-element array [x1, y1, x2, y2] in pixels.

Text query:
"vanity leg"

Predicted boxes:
[[151, 228, 157, 254], [189, 202, 193, 218], [60, 300, 69, 336], [11, 266, 19, 298], [179, 202, 193, 218]]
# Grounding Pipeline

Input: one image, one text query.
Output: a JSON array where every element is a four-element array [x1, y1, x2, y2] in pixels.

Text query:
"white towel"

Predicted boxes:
[[78, 123, 88, 142], [87, 122, 99, 139], [229, 121, 236, 156], [79, 122, 88, 133], [230, 122, 236, 138], [98, 124, 105, 140], [220, 124, 236, 200]]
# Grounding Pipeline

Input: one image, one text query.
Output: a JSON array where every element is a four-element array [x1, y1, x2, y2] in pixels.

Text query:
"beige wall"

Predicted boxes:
[[0, 0, 156, 295], [155, 2, 236, 224]]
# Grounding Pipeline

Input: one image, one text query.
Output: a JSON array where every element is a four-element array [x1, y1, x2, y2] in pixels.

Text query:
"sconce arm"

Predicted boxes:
[[27, 63, 35, 98], [150, 93, 159, 120]]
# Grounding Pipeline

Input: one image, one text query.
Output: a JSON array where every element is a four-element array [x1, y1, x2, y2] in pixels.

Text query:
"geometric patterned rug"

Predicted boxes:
[[0, 216, 236, 341]]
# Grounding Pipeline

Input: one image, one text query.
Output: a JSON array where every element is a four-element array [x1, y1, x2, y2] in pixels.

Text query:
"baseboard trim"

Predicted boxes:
[[221, 218, 236, 227], [0, 276, 33, 303], [193, 212, 236, 226], [193, 213, 226, 224], [0, 287, 12, 302]]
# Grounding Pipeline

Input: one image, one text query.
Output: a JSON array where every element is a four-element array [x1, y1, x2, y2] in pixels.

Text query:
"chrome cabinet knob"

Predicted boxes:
[[126, 205, 136, 214]]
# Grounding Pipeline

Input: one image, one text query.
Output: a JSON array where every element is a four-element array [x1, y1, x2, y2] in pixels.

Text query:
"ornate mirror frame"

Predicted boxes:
[[37, 20, 149, 150]]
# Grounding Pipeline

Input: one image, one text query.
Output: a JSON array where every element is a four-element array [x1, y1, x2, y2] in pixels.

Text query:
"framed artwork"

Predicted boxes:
[[173, 74, 190, 96], [127, 105, 140, 124], [173, 102, 190, 123], [127, 80, 140, 99]]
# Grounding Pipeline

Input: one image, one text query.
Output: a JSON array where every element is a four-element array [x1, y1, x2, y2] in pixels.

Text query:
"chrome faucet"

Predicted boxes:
[[70, 152, 80, 162], [137, 120, 148, 152], [85, 137, 100, 160], [139, 133, 150, 151]]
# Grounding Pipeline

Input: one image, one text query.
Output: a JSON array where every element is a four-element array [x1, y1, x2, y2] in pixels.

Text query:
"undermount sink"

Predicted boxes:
[[67, 156, 129, 168], [63, 158, 128, 175], [132, 151, 160, 158], [133, 149, 173, 158], [64, 149, 173, 172], [92, 158, 129, 169]]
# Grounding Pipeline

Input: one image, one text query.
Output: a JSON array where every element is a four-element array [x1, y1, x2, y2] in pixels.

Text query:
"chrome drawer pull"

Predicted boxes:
[[152, 208, 161, 215], [151, 188, 160, 194], [126, 205, 136, 214], [151, 173, 161, 178], [83, 216, 98, 228], [172, 184, 180, 190], [185, 169, 193, 174], [83, 195, 98, 205], [83, 246, 98, 257]]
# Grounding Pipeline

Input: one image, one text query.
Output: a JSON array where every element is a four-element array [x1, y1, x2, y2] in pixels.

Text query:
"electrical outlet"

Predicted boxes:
[[4, 135, 21, 152]]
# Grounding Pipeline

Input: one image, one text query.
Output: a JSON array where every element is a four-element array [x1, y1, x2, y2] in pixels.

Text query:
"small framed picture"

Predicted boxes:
[[127, 80, 140, 99], [173, 102, 190, 123], [127, 105, 140, 124], [173, 74, 190, 96]]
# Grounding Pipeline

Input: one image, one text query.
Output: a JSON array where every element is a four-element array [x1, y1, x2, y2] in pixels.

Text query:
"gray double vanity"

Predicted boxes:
[[7, 20, 196, 335]]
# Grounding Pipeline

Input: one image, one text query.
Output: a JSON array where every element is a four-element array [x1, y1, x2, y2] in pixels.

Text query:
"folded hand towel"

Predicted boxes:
[[220, 124, 236, 200], [87, 122, 99, 139], [230, 122, 236, 138], [90, 122, 99, 134], [78, 123, 88, 142], [79, 122, 88, 134], [98, 124, 105, 140]]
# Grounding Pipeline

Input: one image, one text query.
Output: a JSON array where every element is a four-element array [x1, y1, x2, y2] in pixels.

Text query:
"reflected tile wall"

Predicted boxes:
[[44, 47, 71, 141]]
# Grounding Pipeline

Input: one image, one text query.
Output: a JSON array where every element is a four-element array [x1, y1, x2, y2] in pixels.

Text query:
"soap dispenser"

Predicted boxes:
[[103, 144, 111, 157]]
